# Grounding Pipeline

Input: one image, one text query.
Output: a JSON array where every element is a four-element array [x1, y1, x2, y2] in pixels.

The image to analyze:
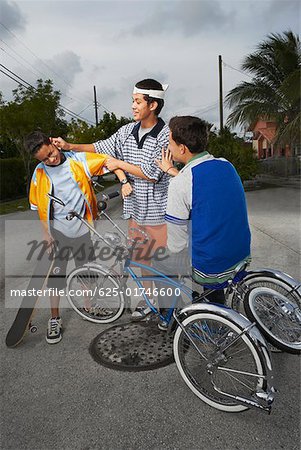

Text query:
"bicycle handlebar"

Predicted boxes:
[[66, 211, 81, 221], [103, 191, 120, 200]]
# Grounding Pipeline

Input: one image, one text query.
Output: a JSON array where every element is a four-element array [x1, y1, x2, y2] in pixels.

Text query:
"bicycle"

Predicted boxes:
[[51, 191, 277, 413], [61, 188, 301, 355]]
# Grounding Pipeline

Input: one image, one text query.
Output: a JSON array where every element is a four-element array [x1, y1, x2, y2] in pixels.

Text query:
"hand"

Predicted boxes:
[[121, 182, 133, 199], [155, 147, 173, 172], [42, 231, 55, 255], [105, 157, 122, 171], [50, 137, 70, 151]]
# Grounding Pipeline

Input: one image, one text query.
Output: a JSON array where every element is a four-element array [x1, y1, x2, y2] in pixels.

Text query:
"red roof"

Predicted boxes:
[[257, 128, 276, 143]]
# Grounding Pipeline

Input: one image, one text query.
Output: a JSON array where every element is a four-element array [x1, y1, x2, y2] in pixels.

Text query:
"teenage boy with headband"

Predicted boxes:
[[52, 79, 170, 319]]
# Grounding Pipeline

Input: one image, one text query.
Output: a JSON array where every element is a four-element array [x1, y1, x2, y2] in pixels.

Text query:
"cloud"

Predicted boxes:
[[43, 51, 82, 88], [130, 0, 233, 37], [250, 0, 301, 39], [266, 0, 300, 18], [0, 0, 26, 39], [29, 50, 83, 116]]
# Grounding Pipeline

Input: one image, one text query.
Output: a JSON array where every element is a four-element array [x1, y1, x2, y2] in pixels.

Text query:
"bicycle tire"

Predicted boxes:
[[66, 265, 125, 324], [173, 312, 266, 412], [230, 273, 300, 311], [244, 284, 301, 354]]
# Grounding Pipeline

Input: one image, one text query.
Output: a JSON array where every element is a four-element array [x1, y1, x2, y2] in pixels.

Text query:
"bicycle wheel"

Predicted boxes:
[[173, 312, 266, 412], [244, 285, 301, 354], [66, 265, 125, 323]]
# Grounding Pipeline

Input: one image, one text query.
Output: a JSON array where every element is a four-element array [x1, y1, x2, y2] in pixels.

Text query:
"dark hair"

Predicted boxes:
[[135, 78, 165, 116], [169, 116, 210, 154], [24, 131, 50, 155]]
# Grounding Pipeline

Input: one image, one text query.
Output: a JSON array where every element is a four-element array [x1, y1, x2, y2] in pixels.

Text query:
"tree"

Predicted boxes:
[[208, 128, 258, 181], [0, 79, 68, 190], [226, 31, 300, 146]]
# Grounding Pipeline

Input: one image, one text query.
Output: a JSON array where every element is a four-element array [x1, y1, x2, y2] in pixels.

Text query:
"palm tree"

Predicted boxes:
[[226, 31, 300, 146]]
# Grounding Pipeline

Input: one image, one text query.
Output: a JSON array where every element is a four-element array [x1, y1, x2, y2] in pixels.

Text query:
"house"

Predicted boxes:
[[249, 119, 291, 159]]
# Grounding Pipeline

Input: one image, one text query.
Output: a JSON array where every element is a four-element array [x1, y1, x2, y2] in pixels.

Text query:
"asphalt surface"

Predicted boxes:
[[0, 186, 300, 450]]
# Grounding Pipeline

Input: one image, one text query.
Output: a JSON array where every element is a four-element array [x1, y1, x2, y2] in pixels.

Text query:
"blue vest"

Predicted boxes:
[[191, 159, 251, 274]]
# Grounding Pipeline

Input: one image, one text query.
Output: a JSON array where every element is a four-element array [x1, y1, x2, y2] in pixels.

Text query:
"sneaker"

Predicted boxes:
[[46, 317, 62, 344], [158, 320, 169, 331], [131, 300, 153, 321]]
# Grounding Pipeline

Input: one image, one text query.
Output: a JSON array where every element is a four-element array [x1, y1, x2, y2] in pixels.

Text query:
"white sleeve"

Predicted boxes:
[[165, 171, 192, 253]]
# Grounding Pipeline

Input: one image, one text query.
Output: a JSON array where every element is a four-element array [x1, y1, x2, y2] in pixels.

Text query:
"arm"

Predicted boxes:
[[82, 152, 132, 198], [52, 128, 123, 158], [165, 175, 191, 253], [104, 130, 170, 182], [105, 158, 155, 181], [51, 137, 96, 153], [29, 173, 55, 253]]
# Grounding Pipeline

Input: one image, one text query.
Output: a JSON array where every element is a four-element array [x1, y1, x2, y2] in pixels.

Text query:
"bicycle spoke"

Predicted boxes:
[[217, 369, 256, 392], [174, 314, 265, 410], [67, 267, 124, 323]]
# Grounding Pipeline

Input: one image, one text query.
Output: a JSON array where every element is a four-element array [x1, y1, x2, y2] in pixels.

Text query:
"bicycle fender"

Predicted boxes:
[[177, 303, 273, 372], [244, 269, 301, 293]]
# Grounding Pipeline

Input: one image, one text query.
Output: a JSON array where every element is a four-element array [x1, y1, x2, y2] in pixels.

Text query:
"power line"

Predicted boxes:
[[0, 68, 24, 85], [0, 45, 44, 84], [192, 102, 219, 117], [0, 24, 113, 114], [0, 65, 95, 125], [0, 40, 89, 106], [0, 23, 83, 95], [0, 39, 49, 80], [223, 61, 253, 79], [96, 100, 112, 114], [77, 103, 94, 115], [0, 67, 92, 124], [0, 63, 32, 87], [1, 37, 112, 115], [173, 100, 218, 116]]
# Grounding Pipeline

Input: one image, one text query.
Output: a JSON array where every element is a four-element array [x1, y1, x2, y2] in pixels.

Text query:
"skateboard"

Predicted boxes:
[[6, 248, 55, 348]]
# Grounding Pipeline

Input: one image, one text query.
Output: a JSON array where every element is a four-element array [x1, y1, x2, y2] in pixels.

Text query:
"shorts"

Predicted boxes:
[[128, 219, 167, 264], [48, 229, 95, 290]]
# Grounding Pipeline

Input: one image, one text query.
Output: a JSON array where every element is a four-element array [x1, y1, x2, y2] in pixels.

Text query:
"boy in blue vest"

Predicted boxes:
[[155, 116, 251, 329]]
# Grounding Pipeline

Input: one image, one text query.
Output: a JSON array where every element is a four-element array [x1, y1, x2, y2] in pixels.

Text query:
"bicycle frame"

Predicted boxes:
[[63, 203, 261, 327], [124, 259, 193, 323]]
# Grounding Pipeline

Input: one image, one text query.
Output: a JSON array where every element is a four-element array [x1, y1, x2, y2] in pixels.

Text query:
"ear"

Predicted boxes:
[[149, 100, 158, 112], [180, 144, 187, 154]]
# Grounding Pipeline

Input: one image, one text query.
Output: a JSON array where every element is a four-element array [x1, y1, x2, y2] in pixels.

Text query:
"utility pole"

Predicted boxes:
[[93, 85, 98, 127], [218, 55, 223, 133]]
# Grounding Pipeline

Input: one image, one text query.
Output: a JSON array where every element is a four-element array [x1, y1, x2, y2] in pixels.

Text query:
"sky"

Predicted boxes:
[[0, 0, 300, 132]]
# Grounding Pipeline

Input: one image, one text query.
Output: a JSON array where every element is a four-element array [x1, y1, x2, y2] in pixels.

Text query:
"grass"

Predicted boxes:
[[0, 197, 29, 215]]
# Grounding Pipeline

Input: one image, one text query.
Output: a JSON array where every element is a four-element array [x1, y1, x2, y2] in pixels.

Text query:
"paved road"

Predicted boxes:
[[0, 186, 300, 450]]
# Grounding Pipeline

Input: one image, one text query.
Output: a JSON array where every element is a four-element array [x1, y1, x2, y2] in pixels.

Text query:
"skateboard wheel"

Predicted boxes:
[[30, 325, 38, 333]]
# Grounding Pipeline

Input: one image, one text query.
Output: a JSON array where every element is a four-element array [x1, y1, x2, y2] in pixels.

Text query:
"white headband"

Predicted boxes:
[[133, 84, 169, 99]]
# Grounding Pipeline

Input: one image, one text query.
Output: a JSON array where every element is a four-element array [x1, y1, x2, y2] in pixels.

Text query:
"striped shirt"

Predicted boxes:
[[165, 152, 251, 283], [93, 119, 170, 225]]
